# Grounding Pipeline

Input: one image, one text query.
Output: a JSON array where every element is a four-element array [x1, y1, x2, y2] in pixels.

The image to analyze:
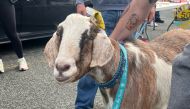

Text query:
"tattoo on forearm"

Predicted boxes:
[[148, 0, 157, 4], [125, 13, 140, 31]]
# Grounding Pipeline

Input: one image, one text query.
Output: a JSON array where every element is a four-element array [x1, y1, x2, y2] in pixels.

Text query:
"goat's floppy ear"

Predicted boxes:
[[90, 33, 114, 67], [44, 32, 61, 67]]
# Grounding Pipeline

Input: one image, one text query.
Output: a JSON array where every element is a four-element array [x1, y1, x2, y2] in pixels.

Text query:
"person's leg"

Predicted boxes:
[[0, 44, 3, 72], [155, 11, 164, 23], [0, 58, 4, 73], [0, 2, 28, 71], [168, 44, 190, 109], [155, 11, 160, 21], [75, 75, 98, 109], [0, 3, 23, 58]]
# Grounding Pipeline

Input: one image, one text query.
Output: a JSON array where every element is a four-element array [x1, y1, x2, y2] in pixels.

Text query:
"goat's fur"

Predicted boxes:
[[44, 14, 190, 109]]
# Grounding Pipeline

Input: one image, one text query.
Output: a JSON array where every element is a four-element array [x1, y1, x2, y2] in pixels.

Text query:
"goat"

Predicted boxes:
[[44, 13, 190, 109]]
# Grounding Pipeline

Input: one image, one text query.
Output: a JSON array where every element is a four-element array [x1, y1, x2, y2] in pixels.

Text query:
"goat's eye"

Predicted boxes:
[[56, 26, 63, 37]]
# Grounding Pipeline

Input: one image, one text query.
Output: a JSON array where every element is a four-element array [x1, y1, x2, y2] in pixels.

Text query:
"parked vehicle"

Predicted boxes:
[[0, 0, 76, 44]]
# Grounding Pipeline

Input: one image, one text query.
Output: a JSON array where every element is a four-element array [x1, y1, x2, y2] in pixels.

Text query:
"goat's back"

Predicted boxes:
[[121, 29, 190, 109], [149, 29, 190, 63]]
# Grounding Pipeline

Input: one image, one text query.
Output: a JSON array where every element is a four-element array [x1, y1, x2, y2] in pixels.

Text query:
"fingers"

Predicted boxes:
[[76, 4, 87, 16]]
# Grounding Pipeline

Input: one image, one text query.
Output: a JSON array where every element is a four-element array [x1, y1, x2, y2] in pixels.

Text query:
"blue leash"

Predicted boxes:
[[112, 44, 128, 109], [135, 20, 148, 39]]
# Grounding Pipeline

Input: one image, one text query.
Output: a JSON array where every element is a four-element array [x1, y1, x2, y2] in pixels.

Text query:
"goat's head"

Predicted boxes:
[[44, 14, 114, 83]]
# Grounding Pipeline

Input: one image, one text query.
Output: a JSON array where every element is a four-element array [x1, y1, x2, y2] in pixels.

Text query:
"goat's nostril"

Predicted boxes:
[[62, 64, 70, 71], [56, 63, 70, 72]]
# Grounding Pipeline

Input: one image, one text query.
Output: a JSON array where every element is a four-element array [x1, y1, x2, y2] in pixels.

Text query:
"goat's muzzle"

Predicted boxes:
[[56, 63, 70, 73], [54, 57, 78, 82]]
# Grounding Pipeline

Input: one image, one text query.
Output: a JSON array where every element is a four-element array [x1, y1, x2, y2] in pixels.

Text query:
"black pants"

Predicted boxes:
[[155, 11, 160, 20], [0, 0, 23, 58]]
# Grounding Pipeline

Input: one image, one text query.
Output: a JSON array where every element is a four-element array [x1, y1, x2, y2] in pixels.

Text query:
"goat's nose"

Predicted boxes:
[[56, 62, 70, 72]]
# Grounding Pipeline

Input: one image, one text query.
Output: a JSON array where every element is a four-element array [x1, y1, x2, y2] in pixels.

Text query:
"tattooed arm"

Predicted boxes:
[[110, 0, 157, 41]]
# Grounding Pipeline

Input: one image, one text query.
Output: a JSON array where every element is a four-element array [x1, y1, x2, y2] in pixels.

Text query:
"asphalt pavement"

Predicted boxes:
[[0, 10, 176, 109]]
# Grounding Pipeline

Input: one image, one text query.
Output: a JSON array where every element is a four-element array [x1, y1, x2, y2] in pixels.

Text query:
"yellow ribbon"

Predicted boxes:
[[86, 7, 105, 30]]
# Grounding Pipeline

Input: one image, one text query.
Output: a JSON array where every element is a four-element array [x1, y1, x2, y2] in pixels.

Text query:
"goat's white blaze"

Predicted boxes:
[[54, 14, 91, 80], [152, 54, 172, 109], [58, 14, 91, 60]]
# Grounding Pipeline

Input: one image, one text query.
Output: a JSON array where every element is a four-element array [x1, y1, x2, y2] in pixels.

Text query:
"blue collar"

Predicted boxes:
[[97, 43, 128, 89]]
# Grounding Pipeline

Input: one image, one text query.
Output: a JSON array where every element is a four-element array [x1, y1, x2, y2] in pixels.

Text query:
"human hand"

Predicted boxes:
[[76, 3, 87, 16], [147, 6, 156, 23]]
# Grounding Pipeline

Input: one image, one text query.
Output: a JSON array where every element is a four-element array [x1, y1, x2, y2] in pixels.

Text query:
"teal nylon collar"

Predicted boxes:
[[112, 44, 128, 109]]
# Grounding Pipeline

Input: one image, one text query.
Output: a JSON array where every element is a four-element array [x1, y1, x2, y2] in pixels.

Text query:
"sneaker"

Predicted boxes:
[[155, 19, 164, 23], [0, 59, 4, 73], [147, 21, 158, 27], [18, 57, 29, 71]]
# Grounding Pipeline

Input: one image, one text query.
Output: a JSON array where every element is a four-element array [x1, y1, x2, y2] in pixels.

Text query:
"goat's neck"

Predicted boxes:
[[88, 38, 120, 107], [89, 38, 120, 84]]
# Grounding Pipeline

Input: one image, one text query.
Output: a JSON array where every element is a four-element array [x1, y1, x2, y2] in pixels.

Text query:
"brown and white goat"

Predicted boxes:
[[44, 14, 190, 109]]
